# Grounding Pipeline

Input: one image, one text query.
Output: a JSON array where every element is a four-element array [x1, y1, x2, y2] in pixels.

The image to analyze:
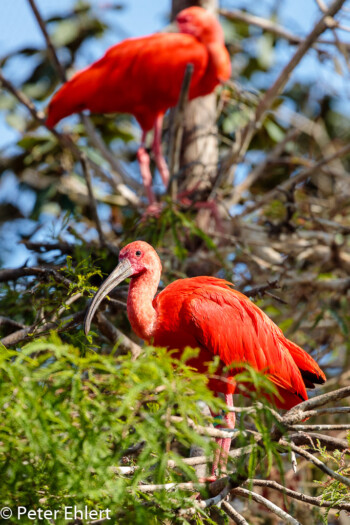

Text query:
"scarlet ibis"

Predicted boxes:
[[84, 241, 326, 474], [46, 7, 231, 209]]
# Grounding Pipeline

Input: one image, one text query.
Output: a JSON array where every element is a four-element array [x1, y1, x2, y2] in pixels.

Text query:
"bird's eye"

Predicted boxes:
[[135, 250, 142, 257]]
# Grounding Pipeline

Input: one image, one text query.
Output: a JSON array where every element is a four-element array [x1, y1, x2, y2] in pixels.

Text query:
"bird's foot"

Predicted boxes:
[[198, 475, 217, 483], [177, 189, 224, 232], [141, 201, 164, 220]]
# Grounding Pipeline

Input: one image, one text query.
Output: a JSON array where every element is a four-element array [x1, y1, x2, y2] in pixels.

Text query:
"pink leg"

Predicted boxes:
[[211, 393, 236, 477], [137, 132, 156, 206], [177, 184, 224, 232], [152, 114, 170, 189]]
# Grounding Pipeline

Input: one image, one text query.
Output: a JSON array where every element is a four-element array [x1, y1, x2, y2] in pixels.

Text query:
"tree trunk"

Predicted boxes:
[[171, 0, 219, 198]]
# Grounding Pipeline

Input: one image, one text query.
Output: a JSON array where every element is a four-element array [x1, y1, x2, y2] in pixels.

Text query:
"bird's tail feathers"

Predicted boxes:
[[284, 338, 326, 387]]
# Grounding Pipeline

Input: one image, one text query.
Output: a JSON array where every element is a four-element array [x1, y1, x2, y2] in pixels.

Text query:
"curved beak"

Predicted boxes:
[[84, 258, 133, 336]]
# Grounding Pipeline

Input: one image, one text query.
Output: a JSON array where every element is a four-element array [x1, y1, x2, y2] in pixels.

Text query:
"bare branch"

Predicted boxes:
[[95, 312, 141, 361], [21, 240, 75, 255], [0, 70, 139, 209], [291, 424, 350, 431], [219, 8, 350, 49], [251, 479, 350, 510], [80, 155, 106, 249], [168, 63, 194, 199], [0, 266, 70, 287], [0, 316, 26, 330], [1, 310, 85, 347], [233, 487, 301, 525], [26, 0, 66, 82], [81, 114, 141, 196], [289, 432, 349, 452], [169, 414, 240, 439], [241, 141, 350, 216], [279, 439, 350, 488], [284, 386, 350, 424], [137, 481, 206, 493], [221, 501, 249, 525], [220, 0, 347, 179]]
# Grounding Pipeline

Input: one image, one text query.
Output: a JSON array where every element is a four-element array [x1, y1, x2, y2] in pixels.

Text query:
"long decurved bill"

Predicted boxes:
[[84, 258, 133, 335]]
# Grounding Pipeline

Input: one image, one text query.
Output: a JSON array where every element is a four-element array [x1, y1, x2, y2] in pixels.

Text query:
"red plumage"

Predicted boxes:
[[153, 276, 325, 409], [84, 241, 326, 474], [46, 7, 231, 208], [46, 32, 226, 131]]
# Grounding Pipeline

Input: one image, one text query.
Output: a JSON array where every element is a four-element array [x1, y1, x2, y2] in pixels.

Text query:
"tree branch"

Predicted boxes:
[[27, 0, 66, 82], [279, 439, 350, 488], [80, 154, 107, 249], [168, 63, 194, 199], [0, 70, 139, 209], [220, 0, 347, 180], [221, 501, 249, 525], [251, 479, 350, 511], [219, 8, 350, 49], [232, 487, 300, 525]]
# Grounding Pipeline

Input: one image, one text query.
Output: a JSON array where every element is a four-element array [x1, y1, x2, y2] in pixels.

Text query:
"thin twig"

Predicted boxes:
[[219, 0, 347, 184], [233, 487, 301, 525], [284, 385, 350, 423], [303, 406, 350, 417], [80, 155, 106, 248], [168, 63, 194, 199], [27, 0, 141, 199], [27, 0, 66, 82], [81, 114, 141, 195], [137, 481, 206, 493], [229, 129, 299, 206], [221, 501, 249, 525], [251, 479, 350, 511], [241, 141, 350, 216], [0, 316, 26, 330], [0, 70, 139, 209], [291, 424, 350, 431], [95, 312, 141, 360], [0, 265, 71, 287], [21, 240, 75, 254], [169, 415, 241, 439], [279, 439, 350, 488], [1, 310, 85, 347], [219, 8, 350, 49], [289, 432, 349, 453]]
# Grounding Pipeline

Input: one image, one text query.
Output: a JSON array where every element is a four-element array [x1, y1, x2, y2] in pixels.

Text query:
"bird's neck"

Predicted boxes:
[[206, 42, 231, 83], [127, 268, 160, 342]]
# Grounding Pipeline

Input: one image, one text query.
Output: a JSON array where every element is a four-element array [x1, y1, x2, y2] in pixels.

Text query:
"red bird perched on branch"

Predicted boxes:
[[46, 7, 231, 209], [84, 241, 326, 475]]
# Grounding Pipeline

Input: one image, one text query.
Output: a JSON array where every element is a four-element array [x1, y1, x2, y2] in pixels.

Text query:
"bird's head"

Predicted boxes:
[[84, 241, 161, 335], [176, 6, 224, 45]]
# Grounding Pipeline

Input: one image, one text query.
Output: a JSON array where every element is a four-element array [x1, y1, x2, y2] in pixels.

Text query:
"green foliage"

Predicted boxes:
[[1, 0, 350, 522], [0, 336, 219, 523], [315, 442, 350, 523], [0, 332, 305, 523]]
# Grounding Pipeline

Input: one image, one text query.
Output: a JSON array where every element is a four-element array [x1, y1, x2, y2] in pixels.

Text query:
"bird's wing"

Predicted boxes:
[[181, 284, 318, 403], [47, 33, 209, 129]]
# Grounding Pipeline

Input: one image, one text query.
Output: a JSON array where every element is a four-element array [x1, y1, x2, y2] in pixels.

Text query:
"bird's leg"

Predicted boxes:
[[137, 133, 162, 216], [152, 114, 170, 188], [177, 183, 224, 232], [137, 132, 155, 204], [211, 393, 235, 477]]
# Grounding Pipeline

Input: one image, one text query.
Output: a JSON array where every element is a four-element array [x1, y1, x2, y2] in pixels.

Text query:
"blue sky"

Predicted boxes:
[[1, 0, 350, 267], [1, 0, 350, 149]]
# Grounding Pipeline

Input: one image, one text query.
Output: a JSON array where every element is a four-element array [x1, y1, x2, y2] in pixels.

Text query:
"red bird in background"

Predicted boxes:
[[84, 241, 326, 475], [46, 7, 231, 209]]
